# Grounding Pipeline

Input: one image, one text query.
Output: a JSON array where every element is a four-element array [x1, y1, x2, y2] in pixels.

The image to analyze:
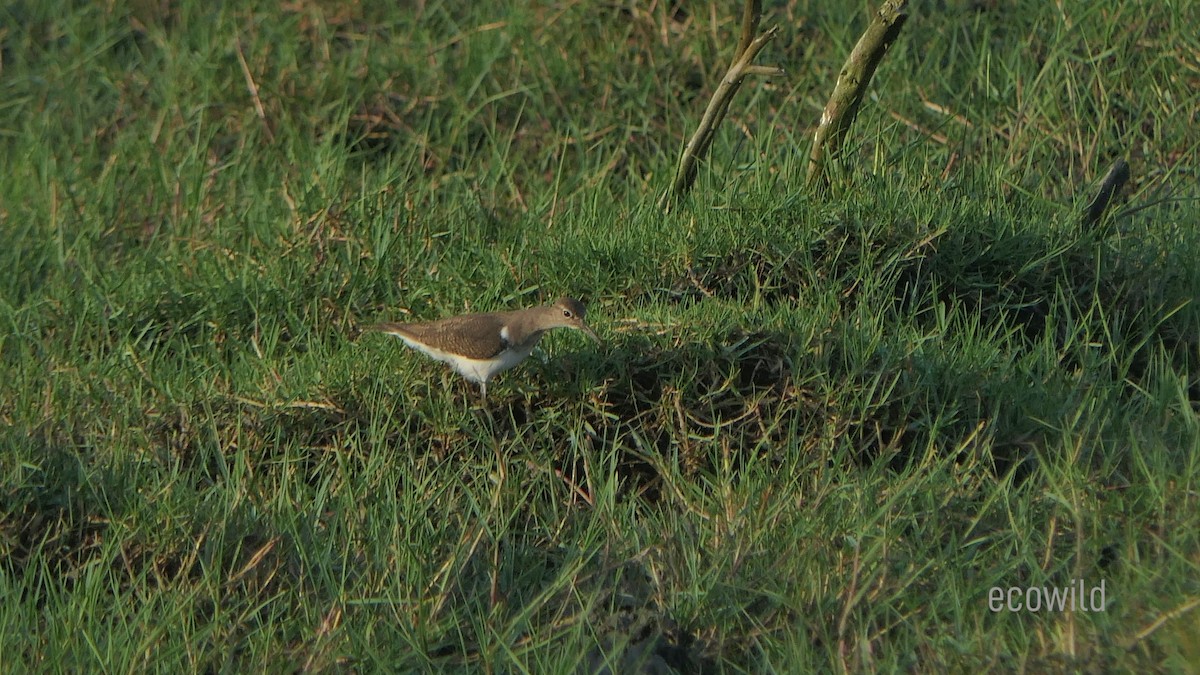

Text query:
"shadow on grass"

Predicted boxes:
[[666, 212, 1196, 476], [0, 426, 301, 624]]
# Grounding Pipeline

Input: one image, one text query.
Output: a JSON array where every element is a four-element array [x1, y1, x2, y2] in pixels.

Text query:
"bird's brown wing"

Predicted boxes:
[[369, 313, 508, 360]]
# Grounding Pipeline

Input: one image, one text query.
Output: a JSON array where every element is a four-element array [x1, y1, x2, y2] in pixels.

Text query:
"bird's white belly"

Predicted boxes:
[[399, 337, 534, 384]]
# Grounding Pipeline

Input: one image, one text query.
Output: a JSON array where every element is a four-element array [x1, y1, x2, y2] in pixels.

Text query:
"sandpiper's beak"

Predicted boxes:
[[578, 322, 602, 346]]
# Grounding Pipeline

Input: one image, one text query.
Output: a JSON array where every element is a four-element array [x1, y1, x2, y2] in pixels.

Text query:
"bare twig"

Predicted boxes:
[[806, 0, 908, 189], [235, 35, 276, 143], [660, 0, 783, 211], [1122, 596, 1200, 650]]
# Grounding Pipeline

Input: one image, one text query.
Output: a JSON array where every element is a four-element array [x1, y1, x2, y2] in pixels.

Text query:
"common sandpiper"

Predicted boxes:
[[366, 296, 601, 399]]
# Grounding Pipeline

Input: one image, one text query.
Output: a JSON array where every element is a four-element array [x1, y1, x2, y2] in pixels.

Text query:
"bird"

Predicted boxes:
[[365, 296, 601, 399]]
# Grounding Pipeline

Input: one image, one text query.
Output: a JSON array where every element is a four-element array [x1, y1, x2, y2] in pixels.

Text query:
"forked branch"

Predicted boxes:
[[660, 0, 783, 211]]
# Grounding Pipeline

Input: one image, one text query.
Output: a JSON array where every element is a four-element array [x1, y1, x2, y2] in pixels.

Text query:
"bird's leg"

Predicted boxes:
[[476, 380, 496, 426]]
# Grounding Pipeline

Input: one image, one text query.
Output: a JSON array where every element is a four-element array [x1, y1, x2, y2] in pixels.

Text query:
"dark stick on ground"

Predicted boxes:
[[1083, 158, 1131, 229]]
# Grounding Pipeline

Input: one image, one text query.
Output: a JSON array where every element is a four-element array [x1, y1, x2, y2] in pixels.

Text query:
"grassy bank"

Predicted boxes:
[[2, 0, 1198, 671]]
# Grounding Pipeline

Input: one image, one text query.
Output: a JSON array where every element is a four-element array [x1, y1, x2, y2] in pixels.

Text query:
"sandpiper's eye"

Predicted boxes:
[[563, 309, 574, 318]]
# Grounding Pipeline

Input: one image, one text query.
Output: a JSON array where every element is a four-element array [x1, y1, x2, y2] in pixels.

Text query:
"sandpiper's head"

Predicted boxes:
[[549, 297, 601, 344]]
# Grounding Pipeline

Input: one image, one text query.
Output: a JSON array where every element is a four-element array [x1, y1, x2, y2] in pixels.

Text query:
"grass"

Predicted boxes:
[[2, 0, 1199, 671]]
